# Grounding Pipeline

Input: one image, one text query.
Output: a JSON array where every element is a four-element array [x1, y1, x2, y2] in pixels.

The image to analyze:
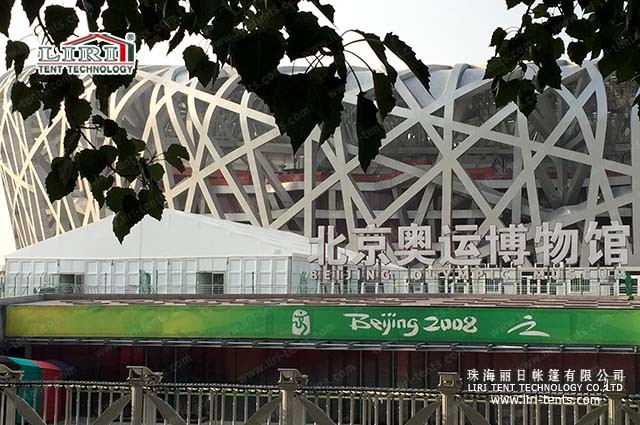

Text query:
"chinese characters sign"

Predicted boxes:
[[466, 368, 625, 395], [309, 222, 630, 267]]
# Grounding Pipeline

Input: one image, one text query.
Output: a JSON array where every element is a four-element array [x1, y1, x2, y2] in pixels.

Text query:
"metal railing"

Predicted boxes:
[[0, 365, 638, 425]]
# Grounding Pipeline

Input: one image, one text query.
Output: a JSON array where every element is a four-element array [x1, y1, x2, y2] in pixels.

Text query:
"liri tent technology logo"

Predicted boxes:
[[37, 33, 136, 75]]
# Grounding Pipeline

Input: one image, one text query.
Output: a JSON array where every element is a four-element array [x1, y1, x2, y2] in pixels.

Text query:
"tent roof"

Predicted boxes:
[[7, 210, 317, 260]]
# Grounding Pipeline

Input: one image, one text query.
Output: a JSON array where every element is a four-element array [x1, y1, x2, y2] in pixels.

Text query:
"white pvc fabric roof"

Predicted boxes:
[[7, 210, 316, 260]]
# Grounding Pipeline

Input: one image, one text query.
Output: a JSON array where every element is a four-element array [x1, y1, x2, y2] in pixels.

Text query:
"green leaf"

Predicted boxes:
[[551, 37, 565, 59], [484, 57, 509, 79], [205, 8, 236, 61], [113, 208, 143, 243], [102, 119, 120, 137], [614, 49, 638, 82], [116, 155, 142, 181], [165, 144, 189, 172], [39, 73, 84, 124], [532, 3, 550, 17], [493, 77, 520, 109], [567, 41, 589, 65], [21, 0, 45, 23], [597, 53, 618, 78], [0, 0, 15, 36], [91, 114, 105, 126], [100, 145, 118, 164], [112, 190, 145, 242], [535, 59, 562, 90], [284, 12, 341, 60], [139, 5, 172, 48], [272, 74, 319, 152], [383, 33, 430, 92], [112, 212, 131, 243], [93, 72, 136, 113], [516, 80, 537, 115], [101, 6, 128, 34], [354, 31, 397, 82], [11, 81, 41, 119], [65, 98, 92, 127], [559, 0, 574, 15], [128, 138, 146, 153], [356, 92, 386, 172], [106, 187, 135, 211], [76, 0, 105, 32], [167, 27, 186, 54], [334, 50, 347, 81], [492, 76, 537, 115], [182, 46, 219, 87], [490, 28, 508, 49], [75, 148, 109, 180], [139, 184, 165, 220], [252, 7, 287, 32], [500, 33, 527, 66], [190, 0, 223, 30], [88, 175, 114, 207], [566, 19, 593, 39], [316, 73, 345, 144], [148, 163, 165, 181], [372, 72, 396, 120], [6, 40, 30, 75], [112, 134, 136, 157], [113, 134, 136, 157], [506, 0, 522, 8], [309, 0, 335, 22], [546, 16, 566, 35], [307, 65, 345, 142], [230, 30, 286, 91], [44, 5, 79, 44], [63, 128, 81, 156], [45, 156, 78, 201], [99, 0, 144, 35]]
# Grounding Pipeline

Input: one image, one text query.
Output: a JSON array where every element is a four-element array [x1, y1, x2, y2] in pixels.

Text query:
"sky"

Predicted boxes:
[[0, 0, 526, 261]]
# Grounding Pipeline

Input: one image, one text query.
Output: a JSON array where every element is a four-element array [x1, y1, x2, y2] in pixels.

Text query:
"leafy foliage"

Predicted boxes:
[[356, 92, 386, 171], [4, 0, 639, 242], [3, 0, 432, 241], [0, 0, 15, 37], [5, 40, 29, 75], [183, 46, 219, 87], [44, 6, 80, 44], [487, 0, 640, 116], [383, 33, 430, 91]]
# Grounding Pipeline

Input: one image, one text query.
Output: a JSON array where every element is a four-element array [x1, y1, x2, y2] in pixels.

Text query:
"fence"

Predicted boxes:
[[0, 365, 638, 425]]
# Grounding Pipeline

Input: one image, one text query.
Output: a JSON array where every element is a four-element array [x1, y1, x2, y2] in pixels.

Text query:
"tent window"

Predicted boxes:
[[196, 272, 224, 295], [38, 274, 84, 294]]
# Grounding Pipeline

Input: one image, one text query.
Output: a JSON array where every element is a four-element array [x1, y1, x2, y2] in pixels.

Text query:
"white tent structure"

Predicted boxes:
[[3, 210, 333, 296]]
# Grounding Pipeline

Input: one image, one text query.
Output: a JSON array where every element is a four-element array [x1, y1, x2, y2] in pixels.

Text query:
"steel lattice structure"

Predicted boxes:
[[0, 62, 638, 265]]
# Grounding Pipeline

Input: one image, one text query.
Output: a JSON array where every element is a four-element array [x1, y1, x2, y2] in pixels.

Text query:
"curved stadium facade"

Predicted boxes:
[[0, 62, 638, 266]]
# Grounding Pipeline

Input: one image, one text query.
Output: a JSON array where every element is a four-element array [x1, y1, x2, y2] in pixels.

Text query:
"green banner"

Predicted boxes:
[[6, 304, 640, 346]]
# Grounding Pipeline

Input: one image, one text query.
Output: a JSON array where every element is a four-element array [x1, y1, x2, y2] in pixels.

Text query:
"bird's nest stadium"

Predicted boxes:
[[0, 62, 637, 269]]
